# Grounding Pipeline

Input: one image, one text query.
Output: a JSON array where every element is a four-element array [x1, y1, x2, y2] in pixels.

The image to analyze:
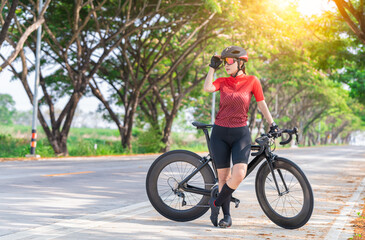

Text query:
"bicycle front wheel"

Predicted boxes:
[[146, 150, 215, 222], [255, 157, 314, 229]]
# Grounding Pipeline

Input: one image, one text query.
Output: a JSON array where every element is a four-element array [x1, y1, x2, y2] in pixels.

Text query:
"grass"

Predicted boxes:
[[0, 124, 208, 158], [0, 124, 349, 158], [0, 124, 123, 158], [349, 198, 365, 240]]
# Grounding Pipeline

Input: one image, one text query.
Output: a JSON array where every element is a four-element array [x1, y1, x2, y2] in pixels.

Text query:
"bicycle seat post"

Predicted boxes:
[[202, 128, 213, 157]]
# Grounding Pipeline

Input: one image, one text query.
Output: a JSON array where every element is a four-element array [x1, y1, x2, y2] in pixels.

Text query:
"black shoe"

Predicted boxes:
[[219, 215, 232, 228], [209, 198, 220, 227]]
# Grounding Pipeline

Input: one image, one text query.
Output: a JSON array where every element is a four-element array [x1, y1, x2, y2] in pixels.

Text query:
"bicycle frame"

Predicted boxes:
[[178, 127, 269, 197]]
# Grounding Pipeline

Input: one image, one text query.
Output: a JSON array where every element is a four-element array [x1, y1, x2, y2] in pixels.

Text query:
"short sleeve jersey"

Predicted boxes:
[[212, 75, 264, 128]]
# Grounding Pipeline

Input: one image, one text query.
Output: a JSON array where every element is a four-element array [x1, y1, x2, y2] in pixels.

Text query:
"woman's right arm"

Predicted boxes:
[[204, 67, 216, 92]]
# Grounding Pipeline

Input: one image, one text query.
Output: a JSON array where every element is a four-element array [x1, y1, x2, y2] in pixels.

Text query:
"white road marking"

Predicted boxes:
[[0, 201, 152, 240], [324, 177, 365, 240]]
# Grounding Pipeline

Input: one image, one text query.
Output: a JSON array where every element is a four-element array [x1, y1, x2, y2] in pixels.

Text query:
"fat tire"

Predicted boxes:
[[146, 150, 215, 222], [255, 157, 314, 229]]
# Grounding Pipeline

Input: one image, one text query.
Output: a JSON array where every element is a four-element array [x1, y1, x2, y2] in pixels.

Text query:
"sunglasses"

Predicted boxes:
[[223, 58, 237, 65]]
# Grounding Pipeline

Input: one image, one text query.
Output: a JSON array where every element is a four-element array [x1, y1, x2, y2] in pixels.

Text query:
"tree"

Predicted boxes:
[[0, 0, 19, 47], [6, 0, 193, 155], [92, 0, 234, 150], [191, 0, 364, 146], [306, 9, 365, 104], [0, 93, 15, 125], [332, 0, 365, 44], [0, 0, 51, 71]]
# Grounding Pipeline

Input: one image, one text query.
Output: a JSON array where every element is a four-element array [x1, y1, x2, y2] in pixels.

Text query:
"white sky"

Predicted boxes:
[[297, 0, 336, 16], [0, 45, 101, 112]]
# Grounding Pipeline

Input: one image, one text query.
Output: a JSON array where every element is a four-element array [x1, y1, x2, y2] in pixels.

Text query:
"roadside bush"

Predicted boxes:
[[132, 127, 165, 154], [0, 134, 28, 157]]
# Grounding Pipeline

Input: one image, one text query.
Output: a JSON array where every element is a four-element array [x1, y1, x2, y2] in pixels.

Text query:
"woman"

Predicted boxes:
[[203, 46, 278, 228]]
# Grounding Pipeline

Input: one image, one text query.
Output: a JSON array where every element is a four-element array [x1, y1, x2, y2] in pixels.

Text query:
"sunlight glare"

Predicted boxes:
[[297, 0, 337, 16]]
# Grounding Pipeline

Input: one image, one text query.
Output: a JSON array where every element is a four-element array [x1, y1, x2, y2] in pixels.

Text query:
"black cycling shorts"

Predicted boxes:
[[210, 124, 251, 169]]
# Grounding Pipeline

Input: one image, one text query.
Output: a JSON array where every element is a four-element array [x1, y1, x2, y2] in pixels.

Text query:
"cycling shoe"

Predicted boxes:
[[219, 215, 232, 228], [209, 198, 220, 227]]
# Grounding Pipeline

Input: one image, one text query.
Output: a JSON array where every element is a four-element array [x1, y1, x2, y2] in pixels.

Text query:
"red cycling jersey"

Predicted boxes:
[[213, 74, 264, 128]]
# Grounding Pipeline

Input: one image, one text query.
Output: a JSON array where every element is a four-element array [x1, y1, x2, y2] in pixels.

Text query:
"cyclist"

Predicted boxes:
[[203, 46, 278, 228]]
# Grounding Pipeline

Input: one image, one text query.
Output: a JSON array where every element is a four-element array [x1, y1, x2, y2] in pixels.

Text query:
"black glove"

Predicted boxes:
[[209, 56, 222, 69], [269, 122, 279, 135]]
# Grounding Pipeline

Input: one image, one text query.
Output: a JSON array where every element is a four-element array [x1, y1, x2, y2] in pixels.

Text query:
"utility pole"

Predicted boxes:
[[26, 0, 43, 158]]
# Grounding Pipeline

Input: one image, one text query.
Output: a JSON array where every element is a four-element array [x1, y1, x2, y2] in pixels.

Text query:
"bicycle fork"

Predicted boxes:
[[266, 154, 289, 196]]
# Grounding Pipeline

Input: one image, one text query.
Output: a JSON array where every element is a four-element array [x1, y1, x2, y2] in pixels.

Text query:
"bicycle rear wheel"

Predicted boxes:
[[255, 157, 314, 229], [146, 150, 215, 222]]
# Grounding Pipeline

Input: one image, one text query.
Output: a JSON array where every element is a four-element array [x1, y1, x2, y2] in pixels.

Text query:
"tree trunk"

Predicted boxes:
[[122, 95, 140, 149], [161, 107, 179, 152], [0, 0, 19, 47], [89, 80, 125, 149]]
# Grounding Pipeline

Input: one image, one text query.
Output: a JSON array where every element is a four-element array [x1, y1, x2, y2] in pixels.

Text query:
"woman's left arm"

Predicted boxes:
[[257, 100, 274, 125]]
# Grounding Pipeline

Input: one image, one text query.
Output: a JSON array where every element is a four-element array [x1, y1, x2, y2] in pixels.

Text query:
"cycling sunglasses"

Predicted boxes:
[[223, 57, 237, 65]]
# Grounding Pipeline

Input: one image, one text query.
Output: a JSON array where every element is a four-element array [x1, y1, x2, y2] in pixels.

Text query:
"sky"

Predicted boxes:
[[0, 0, 337, 113], [0, 45, 100, 112]]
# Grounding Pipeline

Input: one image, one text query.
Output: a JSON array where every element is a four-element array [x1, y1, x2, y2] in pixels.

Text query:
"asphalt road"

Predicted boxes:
[[0, 146, 364, 240]]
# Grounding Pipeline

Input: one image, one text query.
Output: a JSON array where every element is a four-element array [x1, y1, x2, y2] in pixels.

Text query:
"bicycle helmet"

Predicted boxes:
[[221, 46, 248, 62], [221, 46, 248, 77]]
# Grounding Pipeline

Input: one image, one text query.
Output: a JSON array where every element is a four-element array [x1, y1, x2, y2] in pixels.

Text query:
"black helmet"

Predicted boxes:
[[221, 46, 248, 62]]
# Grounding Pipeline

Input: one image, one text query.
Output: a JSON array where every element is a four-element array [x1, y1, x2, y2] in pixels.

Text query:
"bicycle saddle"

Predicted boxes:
[[192, 121, 214, 129]]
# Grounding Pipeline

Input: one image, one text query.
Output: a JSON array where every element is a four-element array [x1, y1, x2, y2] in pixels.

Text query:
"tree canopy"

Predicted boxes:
[[1, 0, 364, 155]]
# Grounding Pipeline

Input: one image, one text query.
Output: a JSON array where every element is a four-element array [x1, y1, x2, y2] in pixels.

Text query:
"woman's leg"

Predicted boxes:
[[209, 125, 231, 227], [217, 168, 231, 191], [213, 163, 247, 228], [215, 163, 247, 206], [217, 168, 231, 217], [225, 163, 248, 189], [214, 126, 250, 227]]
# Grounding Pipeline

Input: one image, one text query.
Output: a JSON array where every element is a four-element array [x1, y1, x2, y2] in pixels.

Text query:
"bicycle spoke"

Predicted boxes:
[[158, 188, 173, 198], [281, 196, 288, 216], [266, 177, 278, 192], [288, 181, 300, 190], [264, 167, 306, 218], [164, 192, 176, 204], [287, 193, 303, 205], [156, 160, 207, 211], [269, 195, 281, 205], [182, 161, 189, 179], [274, 195, 281, 211], [286, 196, 300, 213]]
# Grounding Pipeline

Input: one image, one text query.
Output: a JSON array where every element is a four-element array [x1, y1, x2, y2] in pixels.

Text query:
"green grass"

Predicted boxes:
[[0, 124, 205, 157], [0, 124, 347, 158], [0, 124, 124, 158]]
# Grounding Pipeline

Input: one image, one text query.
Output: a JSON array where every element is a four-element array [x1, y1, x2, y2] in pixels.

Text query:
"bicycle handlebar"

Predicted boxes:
[[271, 127, 299, 145], [251, 127, 299, 156]]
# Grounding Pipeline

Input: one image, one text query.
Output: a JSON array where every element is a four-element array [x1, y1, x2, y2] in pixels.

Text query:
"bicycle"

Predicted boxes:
[[146, 121, 314, 229]]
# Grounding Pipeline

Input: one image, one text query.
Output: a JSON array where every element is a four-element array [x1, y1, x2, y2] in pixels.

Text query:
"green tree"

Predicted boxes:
[[0, 94, 15, 125], [6, 0, 199, 155], [332, 0, 365, 45], [92, 0, 239, 151], [0, 0, 50, 71], [191, 0, 364, 145]]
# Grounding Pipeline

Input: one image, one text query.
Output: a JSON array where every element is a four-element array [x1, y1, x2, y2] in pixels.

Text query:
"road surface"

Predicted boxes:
[[0, 146, 364, 239]]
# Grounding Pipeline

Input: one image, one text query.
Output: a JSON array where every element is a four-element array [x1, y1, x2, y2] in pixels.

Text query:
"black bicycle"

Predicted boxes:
[[146, 121, 314, 229]]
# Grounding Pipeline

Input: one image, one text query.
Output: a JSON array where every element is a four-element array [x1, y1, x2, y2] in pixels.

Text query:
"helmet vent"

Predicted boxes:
[[232, 50, 240, 54]]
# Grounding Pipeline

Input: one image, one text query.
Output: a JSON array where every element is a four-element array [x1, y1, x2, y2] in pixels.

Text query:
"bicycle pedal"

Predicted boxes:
[[231, 197, 240, 208], [235, 199, 240, 208]]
